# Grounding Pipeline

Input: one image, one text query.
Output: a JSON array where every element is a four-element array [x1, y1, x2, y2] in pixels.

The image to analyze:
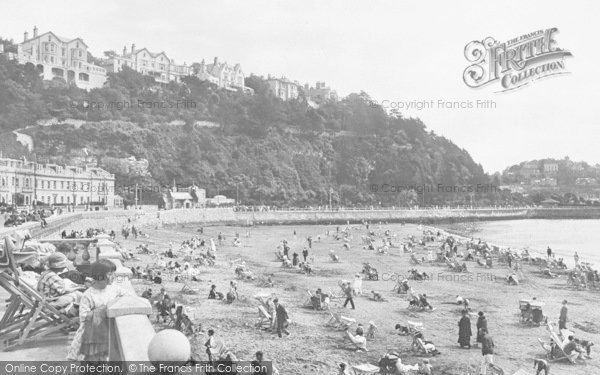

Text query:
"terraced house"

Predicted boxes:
[[103, 44, 191, 84], [13, 26, 107, 89]]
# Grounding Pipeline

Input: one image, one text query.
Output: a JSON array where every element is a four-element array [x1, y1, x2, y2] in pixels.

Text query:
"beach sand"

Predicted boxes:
[[48, 218, 600, 374]]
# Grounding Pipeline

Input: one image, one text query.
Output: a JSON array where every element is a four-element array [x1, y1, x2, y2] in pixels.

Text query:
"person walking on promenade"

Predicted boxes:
[[559, 299, 568, 330], [302, 247, 309, 262], [458, 310, 472, 349], [273, 298, 290, 338], [343, 283, 355, 309]]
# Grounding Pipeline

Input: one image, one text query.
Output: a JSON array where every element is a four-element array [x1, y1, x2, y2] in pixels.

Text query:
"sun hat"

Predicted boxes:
[[46, 252, 68, 270]]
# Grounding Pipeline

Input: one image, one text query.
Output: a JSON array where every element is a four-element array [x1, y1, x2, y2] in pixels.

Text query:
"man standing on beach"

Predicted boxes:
[[479, 330, 504, 375], [458, 310, 472, 349], [343, 283, 356, 309], [559, 300, 568, 330], [547, 247, 552, 260], [273, 298, 290, 338]]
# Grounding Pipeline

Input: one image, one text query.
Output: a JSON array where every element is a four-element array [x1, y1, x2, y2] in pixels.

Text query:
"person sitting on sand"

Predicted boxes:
[[456, 295, 470, 310], [345, 326, 367, 351], [417, 359, 433, 375], [543, 268, 559, 278], [419, 294, 435, 310], [208, 284, 219, 299], [371, 290, 386, 302], [563, 335, 584, 361], [507, 274, 519, 285]]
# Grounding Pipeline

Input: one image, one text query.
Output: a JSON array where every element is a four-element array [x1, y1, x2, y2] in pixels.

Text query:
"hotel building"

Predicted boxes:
[[103, 44, 191, 84], [11, 26, 107, 90], [0, 157, 116, 207]]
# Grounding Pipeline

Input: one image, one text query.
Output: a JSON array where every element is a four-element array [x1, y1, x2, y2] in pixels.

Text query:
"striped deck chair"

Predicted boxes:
[[0, 236, 78, 350]]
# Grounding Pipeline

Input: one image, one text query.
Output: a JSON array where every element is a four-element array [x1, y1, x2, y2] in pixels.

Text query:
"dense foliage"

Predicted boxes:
[[0, 53, 494, 206]]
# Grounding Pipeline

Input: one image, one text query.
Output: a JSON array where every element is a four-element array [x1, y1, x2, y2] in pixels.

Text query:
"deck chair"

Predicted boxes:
[[0, 236, 79, 350], [412, 336, 438, 357], [327, 311, 356, 330], [303, 290, 314, 308], [548, 332, 577, 363], [256, 305, 272, 329]]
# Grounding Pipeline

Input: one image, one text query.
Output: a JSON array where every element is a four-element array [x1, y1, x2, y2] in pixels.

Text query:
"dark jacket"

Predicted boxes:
[[476, 316, 488, 342], [481, 333, 494, 355], [275, 303, 288, 321], [458, 316, 472, 345]]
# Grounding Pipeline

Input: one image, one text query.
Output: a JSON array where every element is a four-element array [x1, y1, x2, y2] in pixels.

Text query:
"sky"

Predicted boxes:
[[1, 0, 599, 173]]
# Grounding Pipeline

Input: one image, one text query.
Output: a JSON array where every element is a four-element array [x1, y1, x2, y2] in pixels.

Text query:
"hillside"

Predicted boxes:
[[0, 52, 491, 206]]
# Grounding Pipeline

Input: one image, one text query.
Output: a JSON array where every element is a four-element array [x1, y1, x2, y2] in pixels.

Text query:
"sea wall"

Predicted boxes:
[[145, 207, 530, 227]]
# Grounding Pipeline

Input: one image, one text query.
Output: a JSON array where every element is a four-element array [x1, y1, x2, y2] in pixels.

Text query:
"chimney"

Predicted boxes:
[[33, 26, 38, 38], [131, 43, 136, 53], [213, 56, 218, 65], [24, 31, 29, 42], [123, 46, 127, 56]]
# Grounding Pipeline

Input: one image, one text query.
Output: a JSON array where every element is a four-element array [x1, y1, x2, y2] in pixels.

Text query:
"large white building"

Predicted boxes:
[[192, 57, 252, 93], [267, 76, 300, 101], [0, 157, 116, 207], [11, 26, 107, 89], [103, 44, 191, 84]]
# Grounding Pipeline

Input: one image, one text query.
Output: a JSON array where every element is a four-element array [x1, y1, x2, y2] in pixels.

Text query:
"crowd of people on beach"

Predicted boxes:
[[4, 210, 600, 374]]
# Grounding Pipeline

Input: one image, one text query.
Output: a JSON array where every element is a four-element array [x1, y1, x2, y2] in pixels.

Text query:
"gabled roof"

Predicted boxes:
[[133, 48, 170, 61], [27, 31, 88, 48]]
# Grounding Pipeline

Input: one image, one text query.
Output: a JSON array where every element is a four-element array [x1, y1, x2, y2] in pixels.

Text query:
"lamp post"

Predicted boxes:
[[33, 153, 37, 208]]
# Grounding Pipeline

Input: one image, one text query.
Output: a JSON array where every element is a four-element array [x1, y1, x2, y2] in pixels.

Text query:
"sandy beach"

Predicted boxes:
[[51, 215, 600, 375]]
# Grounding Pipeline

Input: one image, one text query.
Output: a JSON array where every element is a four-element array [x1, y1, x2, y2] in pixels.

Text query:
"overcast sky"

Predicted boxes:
[[1, 0, 599, 173]]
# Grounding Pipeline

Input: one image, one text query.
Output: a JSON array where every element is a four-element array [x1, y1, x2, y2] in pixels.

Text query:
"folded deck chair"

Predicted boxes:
[[327, 311, 356, 330], [0, 236, 79, 350]]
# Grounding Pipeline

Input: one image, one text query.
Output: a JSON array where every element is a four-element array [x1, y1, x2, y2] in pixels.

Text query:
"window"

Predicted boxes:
[[67, 196, 70, 204], [66, 181, 70, 190], [78, 50, 82, 58], [61, 181, 64, 189], [15, 178, 19, 187], [62, 48, 66, 56], [60, 196, 64, 204], [53, 181, 57, 189], [25, 179, 29, 188]]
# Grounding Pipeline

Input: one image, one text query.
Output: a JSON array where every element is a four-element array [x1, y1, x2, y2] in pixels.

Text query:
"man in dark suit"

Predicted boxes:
[[273, 298, 290, 338]]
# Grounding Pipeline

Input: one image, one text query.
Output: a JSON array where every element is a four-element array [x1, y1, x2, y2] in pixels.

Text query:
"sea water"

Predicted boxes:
[[441, 219, 600, 267]]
